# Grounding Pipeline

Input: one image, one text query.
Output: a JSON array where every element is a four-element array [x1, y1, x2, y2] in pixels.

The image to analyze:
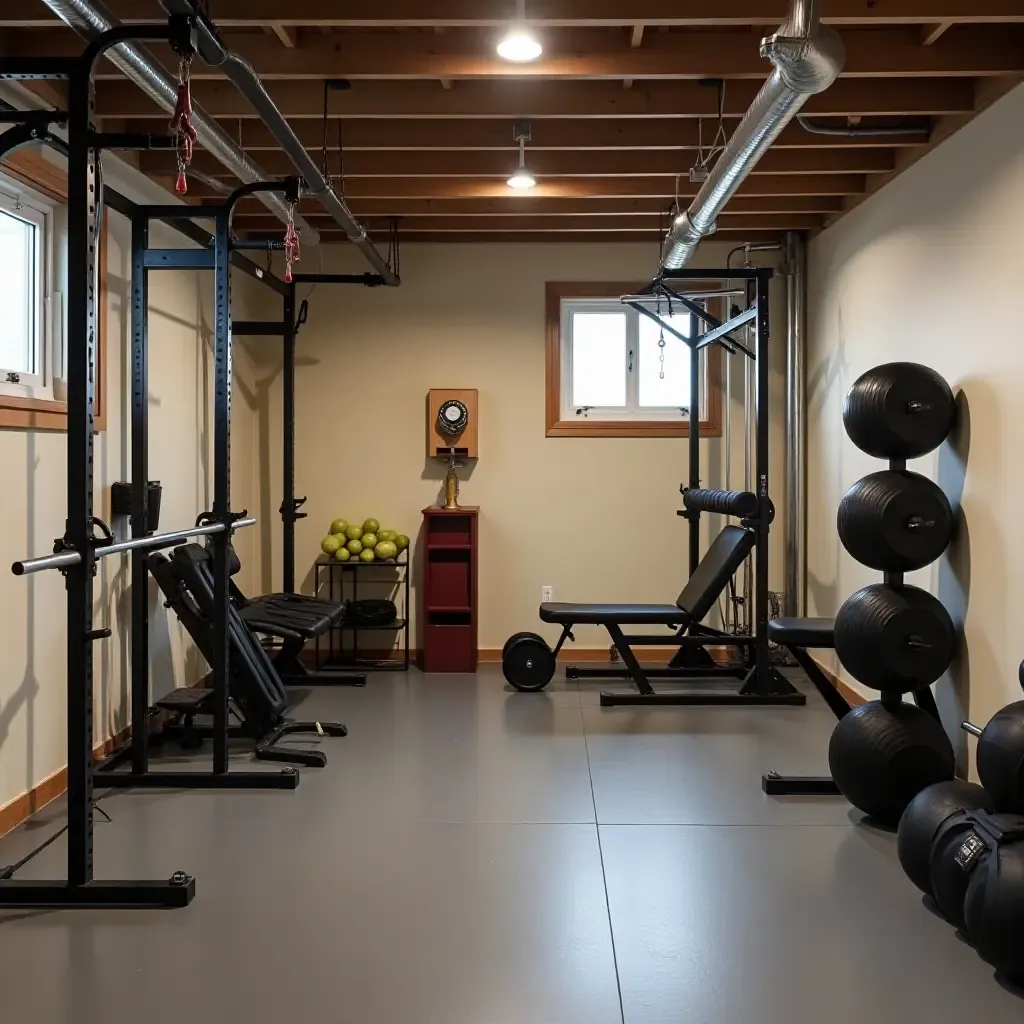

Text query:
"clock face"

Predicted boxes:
[[437, 399, 469, 437]]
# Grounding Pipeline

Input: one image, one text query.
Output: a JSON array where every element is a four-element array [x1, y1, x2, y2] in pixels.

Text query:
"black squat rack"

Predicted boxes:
[[0, 11, 397, 910]]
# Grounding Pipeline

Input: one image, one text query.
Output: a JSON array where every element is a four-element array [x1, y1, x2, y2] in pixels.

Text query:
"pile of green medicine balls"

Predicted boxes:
[[320, 518, 410, 564]]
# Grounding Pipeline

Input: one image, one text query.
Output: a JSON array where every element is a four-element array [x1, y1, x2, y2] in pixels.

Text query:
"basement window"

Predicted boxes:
[[0, 172, 62, 402], [546, 282, 722, 438]]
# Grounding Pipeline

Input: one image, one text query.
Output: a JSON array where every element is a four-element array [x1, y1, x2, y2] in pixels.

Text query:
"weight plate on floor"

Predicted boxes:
[[503, 636, 556, 692], [502, 630, 546, 659]]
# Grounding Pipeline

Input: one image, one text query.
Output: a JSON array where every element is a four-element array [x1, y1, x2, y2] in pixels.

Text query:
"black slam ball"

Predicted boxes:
[[834, 584, 956, 693], [897, 780, 994, 894], [963, 815, 1024, 978], [842, 362, 956, 460], [828, 700, 955, 826], [976, 701, 1024, 814], [929, 810, 995, 930]]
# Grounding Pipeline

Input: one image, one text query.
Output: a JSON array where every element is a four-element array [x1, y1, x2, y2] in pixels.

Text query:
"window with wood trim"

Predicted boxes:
[[0, 148, 106, 432], [546, 282, 721, 438]]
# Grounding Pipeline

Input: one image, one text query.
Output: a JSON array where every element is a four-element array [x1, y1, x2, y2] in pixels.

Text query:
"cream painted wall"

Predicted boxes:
[[0, 154, 266, 812], [806, 84, 1024, 766], [259, 240, 790, 652]]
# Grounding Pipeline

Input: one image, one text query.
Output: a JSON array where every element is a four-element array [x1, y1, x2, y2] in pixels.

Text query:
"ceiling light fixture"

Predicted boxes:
[[497, 0, 542, 62], [507, 121, 536, 190]]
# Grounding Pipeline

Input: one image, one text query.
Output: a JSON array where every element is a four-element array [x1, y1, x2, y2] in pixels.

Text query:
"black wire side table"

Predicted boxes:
[[313, 554, 411, 672]]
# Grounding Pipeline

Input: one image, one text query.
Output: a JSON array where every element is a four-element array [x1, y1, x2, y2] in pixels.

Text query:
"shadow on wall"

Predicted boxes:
[[0, 437, 42, 791], [935, 387, 973, 771], [806, 303, 852, 618]]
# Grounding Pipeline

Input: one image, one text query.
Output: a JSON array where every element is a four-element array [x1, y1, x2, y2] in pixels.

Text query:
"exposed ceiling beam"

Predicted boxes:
[[154, 173, 866, 199], [269, 23, 299, 48], [256, 231, 790, 243], [94, 78, 974, 119], [23, 27, 1022, 80], [5, 1, 1023, 28], [921, 21, 954, 44], [153, 147, 894, 179], [232, 213, 824, 232], [228, 196, 844, 219], [118, 116, 929, 150]]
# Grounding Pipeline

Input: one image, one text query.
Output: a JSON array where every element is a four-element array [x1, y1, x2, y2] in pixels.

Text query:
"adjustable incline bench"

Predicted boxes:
[[146, 544, 348, 767], [212, 544, 366, 686], [523, 488, 805, 707]]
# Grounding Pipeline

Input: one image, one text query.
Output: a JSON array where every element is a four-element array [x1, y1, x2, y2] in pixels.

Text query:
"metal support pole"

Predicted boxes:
[[688, 330, 701, 577], [282, 284, 297, 593], [65, 65, 98, 889], [742, 283, 755, 637], [754, 273, 772, 689], [784, 232, 807, 617], [130, 213, 150, 774], [211, 209, 233, 774]]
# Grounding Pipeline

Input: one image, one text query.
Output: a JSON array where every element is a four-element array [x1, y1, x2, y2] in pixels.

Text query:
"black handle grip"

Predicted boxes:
[[681, 487, 759, 518]]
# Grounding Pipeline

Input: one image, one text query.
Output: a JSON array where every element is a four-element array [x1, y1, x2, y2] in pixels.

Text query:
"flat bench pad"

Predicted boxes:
[[540, 602, 686, 626], [768, 617, 835, 648]]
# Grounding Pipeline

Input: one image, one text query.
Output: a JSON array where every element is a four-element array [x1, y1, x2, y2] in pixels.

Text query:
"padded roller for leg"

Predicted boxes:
[[681, 488, 759, 518]]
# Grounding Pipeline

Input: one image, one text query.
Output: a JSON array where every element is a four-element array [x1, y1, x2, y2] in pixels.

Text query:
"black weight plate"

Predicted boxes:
[[503, 636, 556, 692], [502, 630, 546, 659]]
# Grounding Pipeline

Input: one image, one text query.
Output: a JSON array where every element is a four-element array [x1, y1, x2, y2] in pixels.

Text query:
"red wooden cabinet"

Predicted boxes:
[[419, 506, 478, 673]]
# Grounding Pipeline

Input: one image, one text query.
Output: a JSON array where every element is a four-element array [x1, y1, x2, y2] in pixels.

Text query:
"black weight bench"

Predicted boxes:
[[760, 617, 847, 795], [212, 545, 365, 687], [143, 544, 348, 768], [761, 616, 945, 796], [539, 525, 804, 707]]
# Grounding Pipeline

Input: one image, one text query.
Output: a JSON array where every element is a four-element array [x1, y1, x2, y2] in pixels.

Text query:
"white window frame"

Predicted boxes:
[[0, 171, 62, 403], [559, 297, 706, 423]]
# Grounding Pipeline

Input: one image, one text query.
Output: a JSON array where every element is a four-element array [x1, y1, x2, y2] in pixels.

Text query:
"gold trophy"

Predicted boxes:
[[443, 447, 462, 509]]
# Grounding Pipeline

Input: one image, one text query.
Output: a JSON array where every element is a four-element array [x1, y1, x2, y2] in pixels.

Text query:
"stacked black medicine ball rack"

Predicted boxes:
[[765, 362, 960, 825]]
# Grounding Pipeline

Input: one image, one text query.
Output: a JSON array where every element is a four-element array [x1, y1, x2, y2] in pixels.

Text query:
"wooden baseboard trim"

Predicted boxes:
[[0, 726, 132, 840], [809, 655, 865, 708]]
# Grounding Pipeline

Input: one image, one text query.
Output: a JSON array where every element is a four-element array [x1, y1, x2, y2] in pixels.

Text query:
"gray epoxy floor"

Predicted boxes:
[[0, 666, 1020, 1024]]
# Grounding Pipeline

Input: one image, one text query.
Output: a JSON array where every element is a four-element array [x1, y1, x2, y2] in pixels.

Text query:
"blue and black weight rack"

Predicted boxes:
[[0, 10, 396, 908]]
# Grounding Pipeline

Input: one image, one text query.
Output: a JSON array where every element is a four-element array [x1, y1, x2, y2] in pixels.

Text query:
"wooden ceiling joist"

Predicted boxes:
[[226, 195, 846, 218], [94, 77, 975, 119], [114, 117, 929, 150], [5, 1, 1024, 29], [148, 147, 895, 179], [158, 173, 866, 199], [12, 26, 1022, 80]]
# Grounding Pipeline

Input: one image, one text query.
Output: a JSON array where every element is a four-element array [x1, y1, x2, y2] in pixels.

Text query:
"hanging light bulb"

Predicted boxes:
[[497, 0, 542, 62], [507, 122, 536, 190]]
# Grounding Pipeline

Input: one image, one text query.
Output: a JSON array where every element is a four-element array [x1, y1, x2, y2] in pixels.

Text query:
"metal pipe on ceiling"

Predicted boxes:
[[159, 0, 398, 285], [783, 231, 807, 618], [660, 0, 844, 271], [36, 0, 321, 245], [797, 115, 930, 138]]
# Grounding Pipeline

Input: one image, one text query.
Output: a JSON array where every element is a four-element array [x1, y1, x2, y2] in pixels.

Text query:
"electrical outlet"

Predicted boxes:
[[541, 586, 554, 603]]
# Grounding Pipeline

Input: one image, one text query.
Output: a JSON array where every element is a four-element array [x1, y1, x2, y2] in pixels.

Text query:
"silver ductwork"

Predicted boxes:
[[660, 0, 843, 270]]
